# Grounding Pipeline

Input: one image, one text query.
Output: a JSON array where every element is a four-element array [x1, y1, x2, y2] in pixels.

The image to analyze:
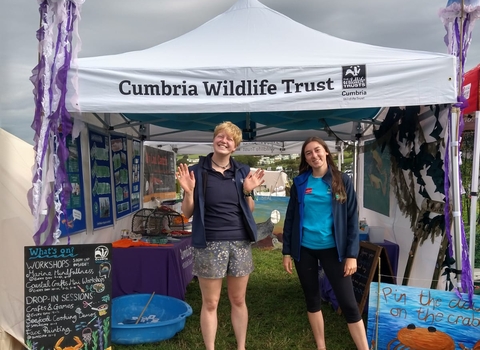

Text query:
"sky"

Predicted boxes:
[[1, 0, 480, 144]]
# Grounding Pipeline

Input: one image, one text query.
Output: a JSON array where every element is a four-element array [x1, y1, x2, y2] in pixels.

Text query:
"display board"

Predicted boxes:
[[24, 244, 112, 350], [131, 139, 142, 211], [352, 241, 394, 313], [60, 134, 87, 236], [363, 140, 390, 216], [89, 130, 114, 228], [111, 135, 131, 219], [143, 145, 176, 202]]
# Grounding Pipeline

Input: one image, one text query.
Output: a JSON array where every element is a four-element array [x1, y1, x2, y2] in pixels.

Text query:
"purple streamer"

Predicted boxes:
[[457, 104, 474, 307], [441, 6, 476, 306], [30, 2, 51, 243], [30, 1, 47, 141], [29, 2, 47, 182], [30, 1, 78, 246], [458, 17, 475, 308], [454, 95, 469, 109], [34, 191, 55, 246], [444, 112, 453, 258]]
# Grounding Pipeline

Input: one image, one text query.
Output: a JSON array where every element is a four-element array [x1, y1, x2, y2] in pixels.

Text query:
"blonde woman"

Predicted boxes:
[[177, 121, 264, 350]]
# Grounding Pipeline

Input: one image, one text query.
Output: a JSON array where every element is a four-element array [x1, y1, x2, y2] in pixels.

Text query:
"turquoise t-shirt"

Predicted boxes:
[[302, 175, 335, 250]]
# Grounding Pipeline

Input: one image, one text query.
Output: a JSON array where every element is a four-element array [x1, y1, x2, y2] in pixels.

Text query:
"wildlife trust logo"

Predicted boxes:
[[94, 245, 110, 262], [342, 65, 367, 89]]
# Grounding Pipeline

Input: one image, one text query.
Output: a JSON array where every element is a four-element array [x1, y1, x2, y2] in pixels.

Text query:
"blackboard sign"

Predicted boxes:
[[24, 244, 112, 350], [352, 241, 394, 313]]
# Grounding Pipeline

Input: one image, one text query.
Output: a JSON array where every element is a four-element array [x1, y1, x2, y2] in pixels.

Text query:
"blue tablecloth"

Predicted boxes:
[[112, 237, 194, 300]]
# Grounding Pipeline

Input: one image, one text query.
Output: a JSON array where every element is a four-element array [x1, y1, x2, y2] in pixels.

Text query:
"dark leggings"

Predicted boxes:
[[294, 246, 362, 324]]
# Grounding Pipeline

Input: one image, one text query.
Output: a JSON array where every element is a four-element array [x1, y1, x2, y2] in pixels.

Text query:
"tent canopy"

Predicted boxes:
[[67, 0, 457, 142], [145, 140, 342, 155]]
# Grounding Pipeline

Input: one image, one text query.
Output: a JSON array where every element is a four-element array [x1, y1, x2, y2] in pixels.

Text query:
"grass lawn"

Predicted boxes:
[[113, 248, 360, 350]]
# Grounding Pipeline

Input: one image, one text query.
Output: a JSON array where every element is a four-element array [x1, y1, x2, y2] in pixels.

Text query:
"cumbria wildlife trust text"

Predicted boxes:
[[119, 78, 335, 96]]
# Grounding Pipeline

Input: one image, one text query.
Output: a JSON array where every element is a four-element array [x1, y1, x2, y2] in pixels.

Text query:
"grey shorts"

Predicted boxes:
[[192, 240, 254, 279]]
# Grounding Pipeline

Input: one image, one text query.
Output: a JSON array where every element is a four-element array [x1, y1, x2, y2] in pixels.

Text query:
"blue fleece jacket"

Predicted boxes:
[[188, 154, 258, 248], [282, 167, 360, 262]]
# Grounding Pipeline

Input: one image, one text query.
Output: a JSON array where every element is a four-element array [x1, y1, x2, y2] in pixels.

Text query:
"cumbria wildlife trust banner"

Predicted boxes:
[[65, 0, 456, 115], [66, 66, 455, 115], [366, 282, 480, 349]]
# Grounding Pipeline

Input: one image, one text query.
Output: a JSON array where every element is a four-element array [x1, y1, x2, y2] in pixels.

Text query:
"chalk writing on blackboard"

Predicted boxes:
[[24, 244, 112, 350], [351, 241, 393, 313]]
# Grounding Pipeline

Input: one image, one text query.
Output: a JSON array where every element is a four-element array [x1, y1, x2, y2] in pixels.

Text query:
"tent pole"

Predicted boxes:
[[469, 111, 480, 272], [337, 140, 343, 171], [341, 142, 344, 168], [450, 108, 464, 289], [353, 140, 358, 192]]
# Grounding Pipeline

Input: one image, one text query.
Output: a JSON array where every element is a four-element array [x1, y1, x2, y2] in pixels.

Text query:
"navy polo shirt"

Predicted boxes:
[[204, 163, 249, 241]]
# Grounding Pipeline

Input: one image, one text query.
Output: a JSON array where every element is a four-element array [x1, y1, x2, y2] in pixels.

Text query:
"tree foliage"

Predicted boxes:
[[460, 131, 480, 266], [176, 155, 190, 165], [232, 155, 260, 167], [460, 131, 475, 223]]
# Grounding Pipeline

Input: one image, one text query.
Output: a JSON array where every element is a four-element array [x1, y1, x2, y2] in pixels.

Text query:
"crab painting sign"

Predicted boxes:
[[24, 244, 113, 350], [367, 282, 480, 350]]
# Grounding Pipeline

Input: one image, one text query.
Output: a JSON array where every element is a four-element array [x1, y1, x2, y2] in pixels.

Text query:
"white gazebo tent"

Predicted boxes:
[[64, 0, 460, 299], [66, 0, 456, 143], [1, 0, 463, 348]]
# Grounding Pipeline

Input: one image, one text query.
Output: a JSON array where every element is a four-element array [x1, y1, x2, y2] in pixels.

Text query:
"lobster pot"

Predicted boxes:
[[144, 208, 171, 236], [131, 208, 154, 235]]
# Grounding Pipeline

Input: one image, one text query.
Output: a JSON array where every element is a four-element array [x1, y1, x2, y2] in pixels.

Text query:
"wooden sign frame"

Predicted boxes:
[[351, 241, 395, 313], [24, 244, 113, 350]]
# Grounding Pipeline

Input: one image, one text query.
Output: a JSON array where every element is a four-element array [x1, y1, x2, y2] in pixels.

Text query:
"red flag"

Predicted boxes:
[[463, 63, 480, 115]]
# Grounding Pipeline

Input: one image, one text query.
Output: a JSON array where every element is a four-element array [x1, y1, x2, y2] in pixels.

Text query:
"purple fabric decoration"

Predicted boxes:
[[29, 1, 50, 245], [440, 0, 480, 306], [29, 0, 80, 246], [443, 112, 452, 258], [454, 95, 469, 110], [457, 117, 475, 304]]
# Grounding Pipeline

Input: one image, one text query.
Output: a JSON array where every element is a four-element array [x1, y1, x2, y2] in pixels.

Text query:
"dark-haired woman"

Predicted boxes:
[[282, 137, 368, 350]]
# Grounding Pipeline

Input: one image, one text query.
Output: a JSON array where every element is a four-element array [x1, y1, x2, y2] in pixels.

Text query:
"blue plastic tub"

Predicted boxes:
[[111, 293, 193, 345]]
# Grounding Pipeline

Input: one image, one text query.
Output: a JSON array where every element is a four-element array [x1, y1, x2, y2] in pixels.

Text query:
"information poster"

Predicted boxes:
[[367, 282, 480, 349], [111, 135, 131, 219], [24, 244, 112, 350], [363, 140, 390, 216], [60, 135, 87, 236], [143, 146, 176, 202], [89, 131, 114, 228], [131, 139, 141, 212]]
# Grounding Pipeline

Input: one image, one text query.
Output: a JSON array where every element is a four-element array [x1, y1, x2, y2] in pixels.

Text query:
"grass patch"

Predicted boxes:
[[113, 249, 359, 350]]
